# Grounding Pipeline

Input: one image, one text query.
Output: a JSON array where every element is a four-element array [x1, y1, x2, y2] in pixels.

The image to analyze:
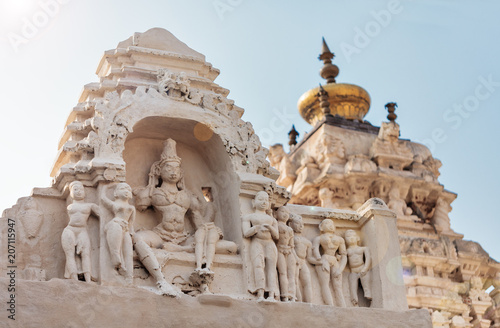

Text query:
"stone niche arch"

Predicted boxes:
[[123, 116, 241, 244]]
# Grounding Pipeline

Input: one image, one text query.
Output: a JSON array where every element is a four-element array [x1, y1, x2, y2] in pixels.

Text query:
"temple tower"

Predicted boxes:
[[269, 39, 500, 328]]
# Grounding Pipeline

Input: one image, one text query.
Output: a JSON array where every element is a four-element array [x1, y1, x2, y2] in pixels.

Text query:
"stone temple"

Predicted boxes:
[[0, 28, 496, 327], [269, 39, 500, 327]]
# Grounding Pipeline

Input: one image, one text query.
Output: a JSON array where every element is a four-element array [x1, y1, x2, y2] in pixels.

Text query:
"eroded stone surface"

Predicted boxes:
[[0, 278, 431, 328]]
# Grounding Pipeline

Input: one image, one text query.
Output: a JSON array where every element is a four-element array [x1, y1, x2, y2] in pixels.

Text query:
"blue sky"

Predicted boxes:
[[1, 0, 499, 260]]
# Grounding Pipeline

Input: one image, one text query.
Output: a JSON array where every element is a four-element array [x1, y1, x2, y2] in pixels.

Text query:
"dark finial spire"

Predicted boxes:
[[288, 125, 299, 147], [317, 84, 331, 116], [318, 37, 339, 84], [320, 37, 333, 59], [385, 102, 398, 122]]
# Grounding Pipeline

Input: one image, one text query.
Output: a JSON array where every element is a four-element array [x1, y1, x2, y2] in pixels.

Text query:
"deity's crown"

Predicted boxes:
[[160, 138, 181, 164]]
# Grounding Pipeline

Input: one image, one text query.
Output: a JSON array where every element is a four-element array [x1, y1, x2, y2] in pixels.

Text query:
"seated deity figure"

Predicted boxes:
[[242, 191, 279, 301], [61, 181, 100, 283], [344, 230, 372, 306], [101, 183, 136, 284], [132, 139, 193, 296], [289, 213, 316, 303], [275, 206, 297, 302], [312, 219, 347, 307], [387, 186, 414, 220]]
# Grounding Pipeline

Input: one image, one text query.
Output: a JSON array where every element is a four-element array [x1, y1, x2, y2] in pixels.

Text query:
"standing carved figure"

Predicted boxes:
[[242, 191, 279, 301], [275, 207, 297, 301], [132, 139, 192, 296], [431, 197, 452, 232], [312, 219, 347, 306], [19, 197, 44, 239], [102, 183, 136, 284], [61, 181, 100, 282], [190, 187, 238, 294], [289, 213, 315, 303], [387, 186, 412, 218], [345, 230, 372, 306], [191, 188, 221, 273]]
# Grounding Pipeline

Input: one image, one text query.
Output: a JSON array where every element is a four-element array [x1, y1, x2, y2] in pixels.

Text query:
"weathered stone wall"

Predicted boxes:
[[0, 278, 431, 328]]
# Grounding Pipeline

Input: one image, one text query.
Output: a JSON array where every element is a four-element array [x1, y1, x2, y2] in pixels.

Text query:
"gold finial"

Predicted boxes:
[[385, 102, 398, 122], [288, 125, 299, 146], [319, 38, 339, 84], [317, 84, 331, 116]]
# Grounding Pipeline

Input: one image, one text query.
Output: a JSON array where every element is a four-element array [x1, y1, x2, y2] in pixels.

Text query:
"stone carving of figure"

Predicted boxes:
[[188, 187, 222, 294], [132, 139, 192, 296], [158, 69, 190, 99], [101, 183, 136, 284], [345, 154, 377, 174], [189, 187, 238, 293], [289, 213, 315, 303], [315, 134, 346, 171], [191, 188, 221, 273], [423, 156, 442, 179], [344, 230, 372, 306], [19, 197, 44, 239], [242, 191, 279, 301], [369, 122, 413, 170], [268, 144, 296, 188], [469, 276, 492, 302], [275, 207, 297, 301], [61, 181, 100, 282], [318, 186, 351, 210], [387, 186, 413, 219], [409, 155, 435, 182], [430, 197, 452, 232], [312, 219, 347, 306], [318, 187, 337, 208]]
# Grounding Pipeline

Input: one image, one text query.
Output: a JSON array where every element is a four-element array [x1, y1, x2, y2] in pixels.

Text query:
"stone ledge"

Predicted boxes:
[[0, 278, 431, 328]]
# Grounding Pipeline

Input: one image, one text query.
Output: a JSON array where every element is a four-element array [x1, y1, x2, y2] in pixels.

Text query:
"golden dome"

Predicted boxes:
[[298, 83, 371, 125], [298, 38, 371, 125]]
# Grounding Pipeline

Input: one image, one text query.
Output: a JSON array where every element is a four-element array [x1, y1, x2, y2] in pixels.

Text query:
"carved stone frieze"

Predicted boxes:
[[370, 122, 413, 170]]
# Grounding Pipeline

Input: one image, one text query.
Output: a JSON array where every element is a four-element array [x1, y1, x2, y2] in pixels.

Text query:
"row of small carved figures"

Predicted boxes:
[[241, 191, 373, 306], [60, 182, 372, 306]]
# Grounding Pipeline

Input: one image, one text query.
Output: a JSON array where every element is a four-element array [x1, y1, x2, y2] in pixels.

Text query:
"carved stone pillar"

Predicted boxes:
[[357, 198, 409, 311]]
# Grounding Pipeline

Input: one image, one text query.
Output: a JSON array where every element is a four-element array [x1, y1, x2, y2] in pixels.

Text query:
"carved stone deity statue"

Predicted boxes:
[[289, 213, 316, 303], [431, 197, 452, 232], [19, 197, 44, 239], [102, 183, 136, 284], [345, 154, 377, 174], [268, 144, 296, 188], [469, 276, 492, 302], [61, 181, 100, 282], [312, 219, 347, 306], [132, 139, 193, 296], [242, 191, 279, 301], [275, 206, 297, 302], [387, 186, 413, 219], [315, 134, 346, 173], [344, 230, 372, 306], [191, 187, 221, 273], [409, 155, 435, 182], [370, 122, 413, 170], [189, 187, 237, 293]]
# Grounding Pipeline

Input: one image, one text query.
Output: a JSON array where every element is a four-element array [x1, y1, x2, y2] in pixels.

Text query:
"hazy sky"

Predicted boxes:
[[1, 0, 499, 260]]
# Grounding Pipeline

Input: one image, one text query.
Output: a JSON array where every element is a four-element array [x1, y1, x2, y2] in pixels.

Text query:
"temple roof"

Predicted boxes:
[[297, 39, 371, 125], [116, 28, 205, 60]]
